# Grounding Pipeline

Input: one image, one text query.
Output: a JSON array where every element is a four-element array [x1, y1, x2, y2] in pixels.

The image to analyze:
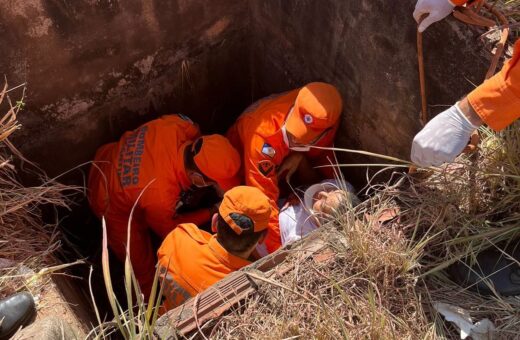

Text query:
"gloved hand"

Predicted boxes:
[[413, 0, 455, 32], [411, 103, 478, 167]]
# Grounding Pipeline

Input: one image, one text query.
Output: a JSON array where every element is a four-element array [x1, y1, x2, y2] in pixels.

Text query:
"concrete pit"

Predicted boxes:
[[0, 0, 491, 333]]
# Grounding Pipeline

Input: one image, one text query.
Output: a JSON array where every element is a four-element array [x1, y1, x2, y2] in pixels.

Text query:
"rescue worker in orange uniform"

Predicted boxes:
[[157, 186, 271, 310], [412, 0, 520, 295], [226, 82, 343, 255], [88, 114, 241, 297]]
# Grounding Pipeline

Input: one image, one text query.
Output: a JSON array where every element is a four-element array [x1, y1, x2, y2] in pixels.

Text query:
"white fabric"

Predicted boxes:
[[280, 202, 317, 246], [411, 103, 478, 167], [413, 0, 455, 32], [281, 125, 291, 148], [255, 242, 269, 258], [290, 145, 311, 152], [256, 179, 359, 253]]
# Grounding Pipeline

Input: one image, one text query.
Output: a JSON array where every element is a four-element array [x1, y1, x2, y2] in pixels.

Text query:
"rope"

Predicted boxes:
[[417, 29, 428, 126]]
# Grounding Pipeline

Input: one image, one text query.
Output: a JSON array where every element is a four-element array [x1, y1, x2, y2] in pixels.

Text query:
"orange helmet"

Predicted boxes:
[[194, 135, 241, 192], [218, 186, 271, 234], [285, 82, 343, 144]]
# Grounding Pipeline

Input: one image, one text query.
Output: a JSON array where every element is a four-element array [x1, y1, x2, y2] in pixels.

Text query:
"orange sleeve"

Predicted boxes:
[[451, 0, 468, 6], [141, 189, 179, 239], [243, 134, 281, 253], [468, 39, 520, 131]]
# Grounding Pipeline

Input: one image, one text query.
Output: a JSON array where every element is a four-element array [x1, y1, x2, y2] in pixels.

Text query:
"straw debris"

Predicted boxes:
[[0, 81, 75, 300], [210, 122, 520, 339]]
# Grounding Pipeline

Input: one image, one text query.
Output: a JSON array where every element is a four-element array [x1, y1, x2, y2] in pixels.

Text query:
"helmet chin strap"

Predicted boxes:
[[282, 125, 312, 152], [282, 107, 312, 152], [281, 125, 290, 148], [290, 145, 311, 152], [281, 107, 294, 148]]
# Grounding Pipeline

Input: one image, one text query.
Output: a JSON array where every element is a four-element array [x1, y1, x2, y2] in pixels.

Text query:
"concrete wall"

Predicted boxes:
[[1, 0, 491, 185], [1, 0, 250, 178], [249, 0, 490, 185]]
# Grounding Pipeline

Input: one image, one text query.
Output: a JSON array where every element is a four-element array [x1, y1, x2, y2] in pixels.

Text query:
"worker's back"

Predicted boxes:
[[227, 90, 298, 156], [157, 223, 250, 310], [88, 114, 199, 218]]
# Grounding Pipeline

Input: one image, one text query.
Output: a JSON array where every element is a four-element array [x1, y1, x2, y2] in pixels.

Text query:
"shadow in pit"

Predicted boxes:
[[44, 193, 124, 329], [50, 181, 223, 330]]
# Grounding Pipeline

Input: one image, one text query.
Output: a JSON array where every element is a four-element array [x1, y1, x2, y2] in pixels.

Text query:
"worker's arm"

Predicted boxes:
[[142, 190, 211, 239], [411, 39, 520, 167], [243, 134, 282, 254], [411, 99, 478, 167]]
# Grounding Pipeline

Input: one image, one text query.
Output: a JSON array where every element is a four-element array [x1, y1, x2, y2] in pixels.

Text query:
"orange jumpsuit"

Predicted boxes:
[[452, 1, 520, 130], [226, 90, 338, 254], [468, 39, 520, 130], [157, 223, 251, 310], [88, 114, 211, 297]]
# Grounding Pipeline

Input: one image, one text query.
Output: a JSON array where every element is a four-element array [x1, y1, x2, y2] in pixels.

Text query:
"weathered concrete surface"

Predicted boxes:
[[1, 0, 250, 178], [2, 0, 493, 186], [249, 0, 491, 185]]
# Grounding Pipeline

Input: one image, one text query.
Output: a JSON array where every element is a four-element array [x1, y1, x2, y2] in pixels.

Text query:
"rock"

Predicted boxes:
[[12, 317, 81, 340]]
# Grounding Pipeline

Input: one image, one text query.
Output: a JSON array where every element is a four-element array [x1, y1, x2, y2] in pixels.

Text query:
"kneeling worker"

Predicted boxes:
[[227, 82, 343, 255], [157, 186, 271, 311], [88, 114, 240, 298]]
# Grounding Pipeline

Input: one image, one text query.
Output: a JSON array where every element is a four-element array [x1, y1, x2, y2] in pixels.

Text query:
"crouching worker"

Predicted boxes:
[[88, 114, 241, 298], [280, 179, 360, 246], [227, 82, 343, 255], [157, 186, 271, 311]]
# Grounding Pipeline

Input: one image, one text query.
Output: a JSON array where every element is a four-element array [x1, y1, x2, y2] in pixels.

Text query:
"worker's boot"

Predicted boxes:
[[450, 244, 520, 296], [0, 292, 36, 340]]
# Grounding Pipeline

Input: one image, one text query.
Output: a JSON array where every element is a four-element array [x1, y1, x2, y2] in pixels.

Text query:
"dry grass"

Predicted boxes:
[[493, 0, 520, 39], [498, 0, 520, 20], [210, 190, 430, 339], [212, 216, 427, 339], [88, 200, 166, 339], [209, 121, 520, 339], [0, 80, 77, 299]]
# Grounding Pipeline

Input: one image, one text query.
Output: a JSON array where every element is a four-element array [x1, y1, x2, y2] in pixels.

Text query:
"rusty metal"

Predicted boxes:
[[483, 2, 510, 80], [452, 0, 510, 80], [474, 0, 485, 13], [417, 29, 428, 126], [453, 6, 496, 27], [462, 130, 480, 153]]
